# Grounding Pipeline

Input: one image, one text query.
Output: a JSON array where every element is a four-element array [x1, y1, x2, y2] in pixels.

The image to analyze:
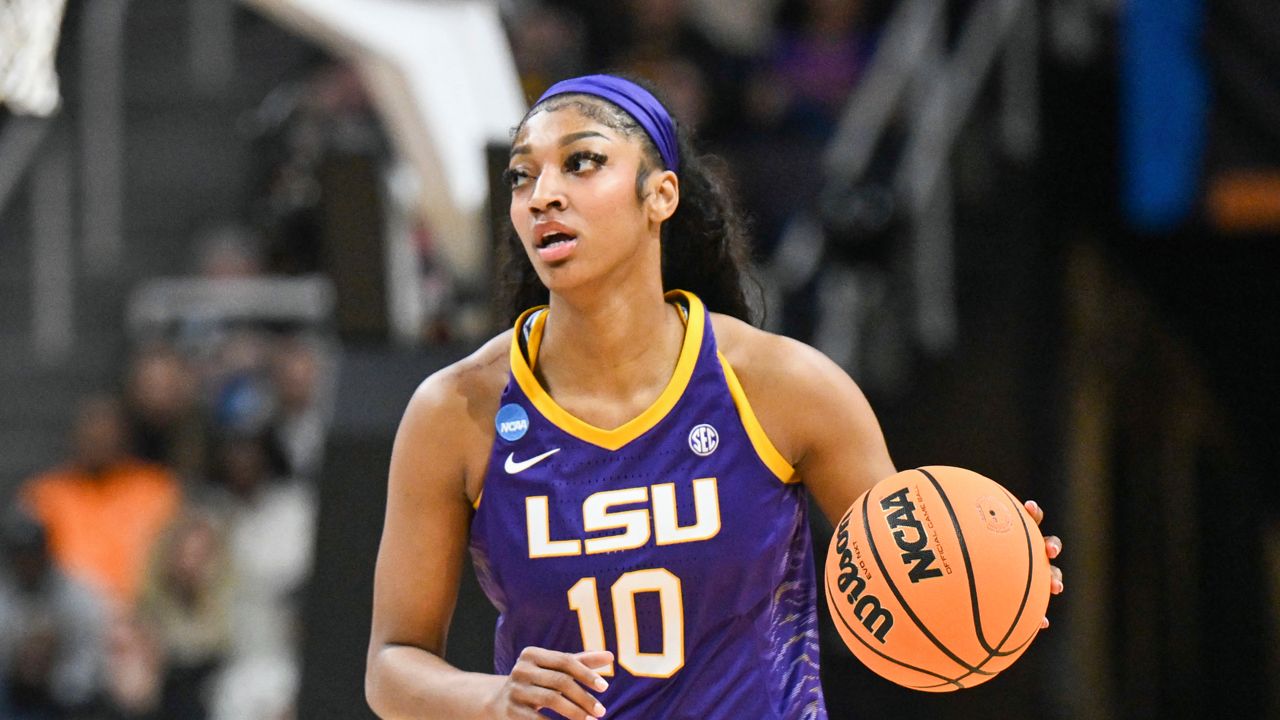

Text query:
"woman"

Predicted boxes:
[[365, 74, 1063, 719]]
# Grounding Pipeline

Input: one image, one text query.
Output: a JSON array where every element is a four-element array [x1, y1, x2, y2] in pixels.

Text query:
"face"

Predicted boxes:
[[808, 0, 860, 31], [170, 518, 218, 589], [507, 102, 678, 295], [128, 349, 195, 422], [72, 397, 128, 472], [221, 437, 268, 495], [273, 340, 319, 412]]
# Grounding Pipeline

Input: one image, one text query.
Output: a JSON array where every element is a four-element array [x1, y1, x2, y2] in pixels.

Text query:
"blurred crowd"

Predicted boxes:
[[231, 0, 891, 344], [510, 0, 883, 145], [506, 0, 888, 337], [0, 229, 332, 720], [0, 1, 884, 718]]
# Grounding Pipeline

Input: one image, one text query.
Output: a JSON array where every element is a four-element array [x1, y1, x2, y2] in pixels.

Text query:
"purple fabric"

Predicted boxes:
[[469, 296, 825, 719], [537, 74, 680, 172]]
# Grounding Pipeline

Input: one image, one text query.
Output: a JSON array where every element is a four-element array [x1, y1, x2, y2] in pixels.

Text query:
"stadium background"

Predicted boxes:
[[1, 0, 1278, 718]]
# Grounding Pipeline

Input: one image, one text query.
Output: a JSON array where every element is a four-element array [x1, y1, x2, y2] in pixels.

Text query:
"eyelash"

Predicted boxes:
[[566, 151, 608, 173], [504, 151, 609, 190]]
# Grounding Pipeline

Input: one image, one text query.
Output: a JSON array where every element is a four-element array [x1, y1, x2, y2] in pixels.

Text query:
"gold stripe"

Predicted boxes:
[[526, 309, 548, 374], [718, 352, 796, 483], [508, 290, 705, 451], [472, 489, 483, 510]]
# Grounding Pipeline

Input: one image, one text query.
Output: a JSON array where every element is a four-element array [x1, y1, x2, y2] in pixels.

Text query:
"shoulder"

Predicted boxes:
[[120, 460, 179, 488], [709, 312, 886, 467], [393, 330, 512, 497], [404, 330, 511, 429], [710, 313, 851, 400], [20, 467, 80, 505], [710, 313, 896, 520], [103, 462, 180, 510]]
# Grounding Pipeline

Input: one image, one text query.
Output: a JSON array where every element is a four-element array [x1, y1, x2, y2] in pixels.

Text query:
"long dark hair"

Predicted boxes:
[[497, 80, 761, 325]]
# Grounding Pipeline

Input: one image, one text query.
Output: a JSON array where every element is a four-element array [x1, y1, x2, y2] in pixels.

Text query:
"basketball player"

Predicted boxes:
[[365, 74, 1063, 719]]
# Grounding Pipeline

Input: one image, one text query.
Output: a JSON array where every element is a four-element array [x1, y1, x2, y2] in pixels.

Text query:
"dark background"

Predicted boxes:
[[3, 0, 1278, 719]]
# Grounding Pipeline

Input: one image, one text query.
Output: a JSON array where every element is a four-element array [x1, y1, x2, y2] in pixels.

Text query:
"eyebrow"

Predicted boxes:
[[509, 130, 609, 158]]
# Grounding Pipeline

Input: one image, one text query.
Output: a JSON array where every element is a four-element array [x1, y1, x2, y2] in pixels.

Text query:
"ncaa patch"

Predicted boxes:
[[688, 423, 719, 456], [496, 403, 530, 442]]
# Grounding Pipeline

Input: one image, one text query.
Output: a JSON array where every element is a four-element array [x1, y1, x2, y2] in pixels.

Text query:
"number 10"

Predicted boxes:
[[567, 568, 685, 678]]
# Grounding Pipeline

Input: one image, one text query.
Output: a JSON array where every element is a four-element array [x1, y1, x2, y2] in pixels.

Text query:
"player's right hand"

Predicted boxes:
[[482, 647, 613, 719]]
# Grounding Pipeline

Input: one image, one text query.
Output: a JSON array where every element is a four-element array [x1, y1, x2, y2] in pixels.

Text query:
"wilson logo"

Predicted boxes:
[[834, 515, 894, 643], [880, 487, 943, 583]]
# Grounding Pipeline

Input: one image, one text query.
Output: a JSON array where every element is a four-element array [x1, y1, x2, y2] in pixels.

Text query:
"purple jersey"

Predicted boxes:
[[469, 291, 826, 719]]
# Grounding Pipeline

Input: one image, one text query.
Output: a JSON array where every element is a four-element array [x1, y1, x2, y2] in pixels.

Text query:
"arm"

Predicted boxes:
[[365, 371, 498, 720], [365, 367, 612, 720], [723, 328, 898, 525], [52, 578, 107, 708], [724, 323, 1063, 618]]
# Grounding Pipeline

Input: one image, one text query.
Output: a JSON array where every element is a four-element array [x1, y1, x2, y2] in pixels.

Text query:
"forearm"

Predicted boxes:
[[366, 643, 503, 720]]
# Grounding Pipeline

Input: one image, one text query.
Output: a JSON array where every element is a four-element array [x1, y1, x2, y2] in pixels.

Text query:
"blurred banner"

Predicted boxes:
[[1119, 0, 1207, 234]]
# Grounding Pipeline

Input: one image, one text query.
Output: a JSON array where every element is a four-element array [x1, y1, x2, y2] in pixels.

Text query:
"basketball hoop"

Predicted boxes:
[[0, 0, 69, 116]]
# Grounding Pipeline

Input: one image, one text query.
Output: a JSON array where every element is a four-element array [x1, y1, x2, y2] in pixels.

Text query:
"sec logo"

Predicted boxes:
[[688, 423, 719, 456]]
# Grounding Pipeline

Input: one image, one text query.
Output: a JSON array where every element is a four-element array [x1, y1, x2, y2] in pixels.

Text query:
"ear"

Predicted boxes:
[[645, 170, 680, 226]]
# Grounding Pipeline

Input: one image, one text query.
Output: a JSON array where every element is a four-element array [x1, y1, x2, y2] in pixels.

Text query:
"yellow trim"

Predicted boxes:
[[718, 352, 797, 483], [508, 290, 705, 451], [471, 490, 483, 510], [526, 308, 548, 374]]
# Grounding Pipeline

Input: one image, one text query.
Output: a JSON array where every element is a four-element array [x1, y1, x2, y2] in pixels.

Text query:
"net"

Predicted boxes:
[[0, 0, 69, 116]]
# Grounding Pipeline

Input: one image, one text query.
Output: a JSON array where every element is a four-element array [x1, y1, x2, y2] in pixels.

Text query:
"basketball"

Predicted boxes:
[[823, 466, 1050, 691]]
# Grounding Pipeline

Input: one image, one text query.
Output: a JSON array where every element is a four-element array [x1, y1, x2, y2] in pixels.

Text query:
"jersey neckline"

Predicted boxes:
[[508, 289, 705, 451]]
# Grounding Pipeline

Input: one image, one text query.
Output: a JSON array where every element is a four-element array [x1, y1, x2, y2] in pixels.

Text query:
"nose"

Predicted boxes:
[[527, 169, 566, 214]]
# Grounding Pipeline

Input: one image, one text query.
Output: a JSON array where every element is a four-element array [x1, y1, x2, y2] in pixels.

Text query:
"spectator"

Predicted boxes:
[[206, 330, 277, 435], [137, 510, 233, 720], [686, 0, 784, 56], [268, 336, 330, 480], [195, 224, 265, 280], [0, 510, 107, 720], [95, 609, 165, 720], [124, 342, 208, 484], [757, 0, 876, 137], [205, 430, 316, 720], [20, 395, 181, 607], [611, 0, 744, 140], [631, 55, 713, 134], [507, 3, 587, 99]]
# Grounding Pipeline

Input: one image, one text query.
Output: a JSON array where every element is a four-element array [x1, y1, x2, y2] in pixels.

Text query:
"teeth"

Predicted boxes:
[[541, 232, 572, 248]]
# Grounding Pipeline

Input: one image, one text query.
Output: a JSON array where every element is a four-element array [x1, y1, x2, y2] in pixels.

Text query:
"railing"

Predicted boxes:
[[818, 0, 1039, 359], [77, 0, 132, 275], [126, 275, 337, 337]]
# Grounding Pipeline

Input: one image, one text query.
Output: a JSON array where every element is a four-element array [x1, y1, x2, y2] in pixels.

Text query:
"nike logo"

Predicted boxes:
[[504, 448, 561, 474]]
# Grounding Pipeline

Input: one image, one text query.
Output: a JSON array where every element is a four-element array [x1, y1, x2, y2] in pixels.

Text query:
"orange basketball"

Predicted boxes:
[[823, 466, 1050, 691]]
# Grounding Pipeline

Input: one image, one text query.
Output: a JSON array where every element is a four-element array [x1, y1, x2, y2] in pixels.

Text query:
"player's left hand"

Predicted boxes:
[[1023, 500, 1063, 629]]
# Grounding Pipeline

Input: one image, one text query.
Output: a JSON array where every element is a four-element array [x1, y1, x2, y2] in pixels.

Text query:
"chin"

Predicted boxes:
[[535, 262, 608, 298]]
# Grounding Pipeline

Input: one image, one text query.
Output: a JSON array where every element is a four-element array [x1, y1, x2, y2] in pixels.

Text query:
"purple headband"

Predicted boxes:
[[536, 74, 680, 172]]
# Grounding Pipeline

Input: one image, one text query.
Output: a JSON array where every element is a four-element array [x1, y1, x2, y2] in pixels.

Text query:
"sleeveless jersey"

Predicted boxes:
[[469, 290, 826, 719]]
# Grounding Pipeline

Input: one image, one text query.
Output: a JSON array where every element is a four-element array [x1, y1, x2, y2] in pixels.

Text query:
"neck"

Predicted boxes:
[[538, 282, 684, 405]]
